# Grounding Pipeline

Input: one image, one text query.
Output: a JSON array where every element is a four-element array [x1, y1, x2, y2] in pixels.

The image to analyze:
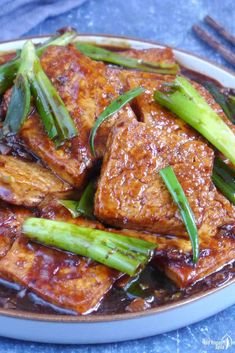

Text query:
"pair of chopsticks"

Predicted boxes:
[[193, 16, 235, 68]]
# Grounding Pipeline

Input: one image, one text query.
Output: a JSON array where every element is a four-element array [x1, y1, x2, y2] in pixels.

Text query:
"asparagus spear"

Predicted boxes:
[[75, 42, 179, 74], [159, 166, 199, 263], [59, 179, 96, 219], [212, 157, 235, 205], [90, 87, 145, 156], [0, 31, 77, 95], [22, 218, 156, 276], [154, 76, 235, 166]]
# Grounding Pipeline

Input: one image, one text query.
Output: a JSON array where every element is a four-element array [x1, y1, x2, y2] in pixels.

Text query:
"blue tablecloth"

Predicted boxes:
[[0, 0, 234, 351]]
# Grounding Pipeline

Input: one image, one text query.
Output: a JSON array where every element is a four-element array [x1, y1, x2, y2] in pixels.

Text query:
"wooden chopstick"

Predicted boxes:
[[192, 25, 235, 67], [204, 15, 235, 46]]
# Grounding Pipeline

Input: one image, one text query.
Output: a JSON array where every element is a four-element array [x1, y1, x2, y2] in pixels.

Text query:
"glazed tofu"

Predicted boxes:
[[20, 45, 136, 188], [150, 187, 235, 287], [116, 191, 235, 288], [123, 225, 235, 289], [95, 118, 214, 236], [118, 47, 176, 68], [154, 228, 235, 288], [0, 155, 71, 207], [0, 202, 32, 259], [0, 198, 120, 314], [125, 74, 235, 135], [0, 236, 119, 314]]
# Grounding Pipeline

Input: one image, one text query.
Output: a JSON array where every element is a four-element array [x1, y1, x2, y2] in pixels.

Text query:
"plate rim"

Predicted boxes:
[[0, 33, 234, 324], [0, 276, 234, 322], [0, 33, 234, 78]]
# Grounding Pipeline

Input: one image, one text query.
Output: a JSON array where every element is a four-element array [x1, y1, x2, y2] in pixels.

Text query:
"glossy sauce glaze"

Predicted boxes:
[[0, 261, 234, 315], [0, 48, 234, 315]]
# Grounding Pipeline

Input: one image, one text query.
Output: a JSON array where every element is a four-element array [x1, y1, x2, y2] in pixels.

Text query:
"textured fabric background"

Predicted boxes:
[[0, 0, 234, 352], [0, 0, 87, 40]]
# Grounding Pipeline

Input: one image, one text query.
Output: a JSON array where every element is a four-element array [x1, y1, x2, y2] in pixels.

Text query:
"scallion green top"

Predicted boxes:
[[159, 166, 199, 263], [90, 87, 145, 156]]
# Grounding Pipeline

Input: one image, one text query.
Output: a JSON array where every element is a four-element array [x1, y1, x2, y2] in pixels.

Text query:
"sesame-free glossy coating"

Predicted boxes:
[[20, 45, 136, 188], [0, 155, 71, 207]]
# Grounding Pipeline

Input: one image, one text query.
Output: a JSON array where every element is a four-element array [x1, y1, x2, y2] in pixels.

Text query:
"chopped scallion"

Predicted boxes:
[[90, 87, 144, 156], [75, 42, 179, 74], [154, 76, 235, 166], [159, 166, 199, 263], [22, 217, 156, 276], [212, 157, 235, 205], [59, 179, 96, 219]]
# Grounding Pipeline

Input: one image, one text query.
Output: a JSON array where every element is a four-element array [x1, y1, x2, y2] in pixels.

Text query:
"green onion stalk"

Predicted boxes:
[[154, 75, 235, 166], [3, 40, 78, 144], [22, 218, 156, 276], [0, 30, 77, 96], [212, 157, 235, 205], [159, 166, 199, 263], [2, 40, 34, 135], [59, 179, 96, 219], [202, 82, 235, 124], [74, 42, 179, 74], [90, 87, 145, 156]]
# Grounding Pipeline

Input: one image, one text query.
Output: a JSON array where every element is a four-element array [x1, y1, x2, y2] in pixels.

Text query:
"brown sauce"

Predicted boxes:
[[0, 47, 234, 316], [0, 261, 234, 315]]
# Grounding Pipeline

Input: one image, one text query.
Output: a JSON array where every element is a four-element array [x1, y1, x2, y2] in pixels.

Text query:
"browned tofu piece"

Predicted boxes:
[[152, 189, 235, 288], [0, 155, 71, 207], [126, 75, 201, 140], [20, 45, 136, 188], [0, 196, 119, 314], [38, 194, 106, 231], [0, 52, 15, 65], [95, 118, 214, 236], [0, 236, 118, 314], [0, 202, 32, 258], [154, 229, 235, 288], [118, 47, 176, 67], [127, 228, 235, 289], [38, 187, 235, 291], [119, 189, 235, 288], [125, 74, 235, 136]]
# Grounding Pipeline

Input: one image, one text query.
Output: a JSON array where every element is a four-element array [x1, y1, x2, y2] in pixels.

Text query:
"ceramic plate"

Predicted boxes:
[[0, 34, 234, 344]]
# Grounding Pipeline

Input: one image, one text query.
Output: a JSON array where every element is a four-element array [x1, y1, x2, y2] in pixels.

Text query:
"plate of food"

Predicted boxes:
[[0, 30, 234, 344]]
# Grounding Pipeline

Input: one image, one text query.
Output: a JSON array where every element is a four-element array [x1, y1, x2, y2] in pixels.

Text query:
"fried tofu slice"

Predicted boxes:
[[0, 155, 71, 207], [118, 188, 235, 288], [0, 52, 15, 65], [107, 46, 176, 97], [39, 195, 235, 289], [125, 73, 235, 136], [118, 47, 176, 68], [0, 202, 32, 258], [20, 45, 136, 188], [49, 194, 235, 287], [95, 118, 214, 236], [38, 194, 106, 230], [126, 228, 235, 289], [153, 230, 235, 288], [0, 236, 118, 314], [151, 190, 235, 288], [0, 197, 119, 314]]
